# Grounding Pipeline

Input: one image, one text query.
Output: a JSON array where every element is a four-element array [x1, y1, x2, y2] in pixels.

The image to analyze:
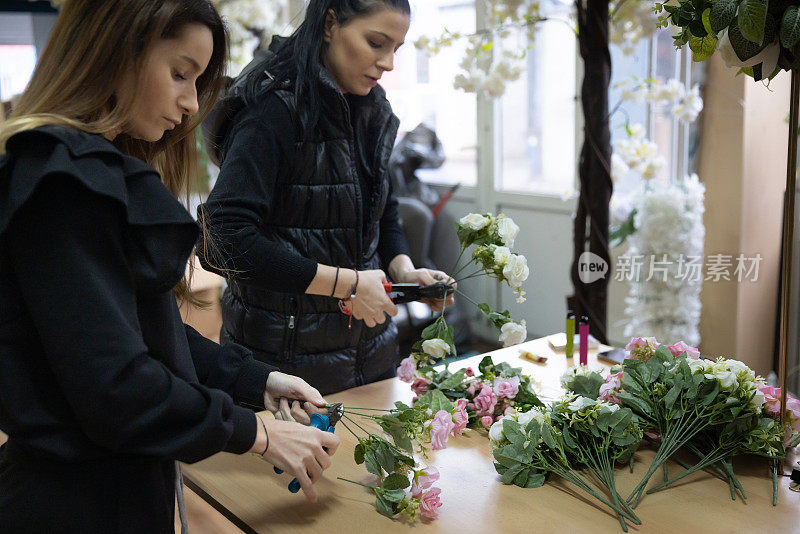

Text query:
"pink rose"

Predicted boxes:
[[466, 383, 477, 396], [666, 341, 700, 359], [599, 371, 623, 404], [411, 377, 431, 396], [397, 356, 417, 383], [429, 410, 455, 450], [452, 399, 469, 435], [419, 487, 443, 519], [625, 337, 659, 361], [473, 384, 498, 416], [465, 367, 475, 377], [480, 415, 493, 428], [411, 466, 440, 497], [467, 402, 475, 411], [760, 384, 782, 417], [493, 376, 520, 399], [788, 396, 800, 432]]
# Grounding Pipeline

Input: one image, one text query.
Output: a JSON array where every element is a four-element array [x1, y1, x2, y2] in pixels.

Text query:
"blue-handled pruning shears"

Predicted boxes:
[[273, 402, 343, 493]]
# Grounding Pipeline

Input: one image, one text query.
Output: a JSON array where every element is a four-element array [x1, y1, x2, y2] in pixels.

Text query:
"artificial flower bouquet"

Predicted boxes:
[[489, 398, 643, 531]]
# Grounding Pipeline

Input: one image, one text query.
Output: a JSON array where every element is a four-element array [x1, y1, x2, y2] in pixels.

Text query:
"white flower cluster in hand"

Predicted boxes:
[[614, 77, 704, 125], [608, 0, 660, 55], [612, 123, 665, 181], [623, 174, 706, 346], [212, 0, 289, 75], [422, 338, 451, 360], [459, 212, 491, 231]]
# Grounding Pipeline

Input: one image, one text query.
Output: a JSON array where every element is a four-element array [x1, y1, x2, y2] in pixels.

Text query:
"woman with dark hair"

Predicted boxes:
[[0, 1, 338, 531], [198, 0, 455, 399]]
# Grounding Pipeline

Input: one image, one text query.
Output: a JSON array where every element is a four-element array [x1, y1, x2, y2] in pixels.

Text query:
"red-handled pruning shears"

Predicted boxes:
[[338, 281, 454, 317]]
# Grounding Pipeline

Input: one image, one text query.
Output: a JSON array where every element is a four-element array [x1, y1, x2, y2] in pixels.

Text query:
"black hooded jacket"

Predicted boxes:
[[197, 41, 410, 395]]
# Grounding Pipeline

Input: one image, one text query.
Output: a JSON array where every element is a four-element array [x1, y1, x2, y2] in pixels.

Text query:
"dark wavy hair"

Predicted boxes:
[[244, 0, 410, 140]]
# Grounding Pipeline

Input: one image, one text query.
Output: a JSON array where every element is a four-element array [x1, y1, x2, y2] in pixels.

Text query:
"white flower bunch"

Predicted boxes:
[[623, 174, 705, 346], [615, 77, 704, 125], [212, 0, 289, 75], [686, 357, 766, 412], [488, 407, 548, 446], [608, 0, 660, 55], [613, 123, 665, 180]]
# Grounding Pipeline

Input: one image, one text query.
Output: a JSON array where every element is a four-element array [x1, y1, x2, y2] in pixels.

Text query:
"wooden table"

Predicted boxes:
[[181, 338, 800, 533]]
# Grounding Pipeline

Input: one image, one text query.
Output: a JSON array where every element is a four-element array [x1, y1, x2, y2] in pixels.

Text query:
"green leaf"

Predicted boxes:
[[513, 467, 530, 487], [375, 495, 394, 518], [375, 442, 396, 473], [421, 320, 441, 340], [364, 451, 382, 476], [503, 419, 526, 446], [427, 389, 454, 413], [664, 384, 681, 411], [753, 62, 764, 80], [540, 422, 557, 450], [501, 463, 526, 485], [738, 0, 768, 45], [438, 369, 466, 390], [781, 6, 800, 49], [354, 443, 365, 464], [478, 355, 495, 376], [384, 420, 413, 454], [381, 488, 408, 503], [524, 471, 546, 488], [689, 19, 709, 37], [609, 209, 637, 248], [710, 0, 737, 33], [737, 66, 755, 77], [690, 34, 718, 61], [382, 472, 411, 490]]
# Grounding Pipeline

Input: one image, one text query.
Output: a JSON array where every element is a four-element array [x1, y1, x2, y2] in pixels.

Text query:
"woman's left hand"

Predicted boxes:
[[395, 268, 456, 312], [263, 372, 328, 425]]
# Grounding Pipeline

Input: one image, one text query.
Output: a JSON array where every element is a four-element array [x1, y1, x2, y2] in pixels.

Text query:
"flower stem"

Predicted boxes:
[[337, 477, 374, 489]]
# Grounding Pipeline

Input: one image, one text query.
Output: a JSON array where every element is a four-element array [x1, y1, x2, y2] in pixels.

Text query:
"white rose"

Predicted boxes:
[[422, 338, 451, 359], [493, 245, 512, 267], [705, 362, 738, 390], [495, 215, 520, 247], [499, 320, 527, 347], [725, 359, 749, 376], [517, 409, 546, 427], [459, 213, 490, 231], [716, 29, 780, 76], [489, 418, 506, 443], [502, 254, 530, 288]]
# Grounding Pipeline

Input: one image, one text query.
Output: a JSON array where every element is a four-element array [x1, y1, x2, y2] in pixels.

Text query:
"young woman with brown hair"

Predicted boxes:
[[0, 1, 338, 531]]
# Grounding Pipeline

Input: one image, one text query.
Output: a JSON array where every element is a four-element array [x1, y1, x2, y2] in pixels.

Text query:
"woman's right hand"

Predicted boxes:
[[348, 269, 398, 327], [255, 417, 340, 503]]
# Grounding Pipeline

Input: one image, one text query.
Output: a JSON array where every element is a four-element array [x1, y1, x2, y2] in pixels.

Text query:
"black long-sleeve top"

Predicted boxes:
[[0, 126, 275, 463], [197, 91, 409, 292]]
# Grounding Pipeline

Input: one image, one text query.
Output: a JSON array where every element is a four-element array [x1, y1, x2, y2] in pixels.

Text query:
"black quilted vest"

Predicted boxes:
[[215, 64, 400, 395]]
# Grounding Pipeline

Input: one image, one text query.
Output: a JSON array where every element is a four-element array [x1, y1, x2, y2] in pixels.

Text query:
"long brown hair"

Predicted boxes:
[[0, 0, 228, 303]]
